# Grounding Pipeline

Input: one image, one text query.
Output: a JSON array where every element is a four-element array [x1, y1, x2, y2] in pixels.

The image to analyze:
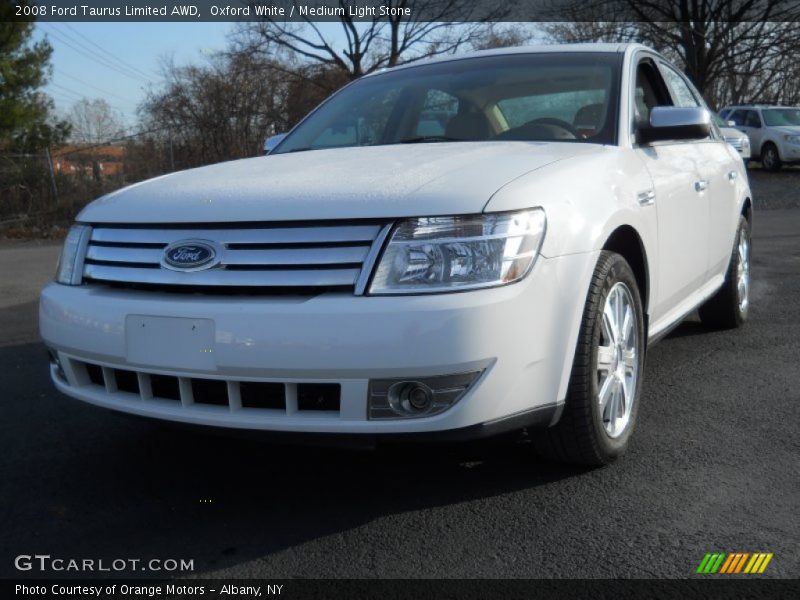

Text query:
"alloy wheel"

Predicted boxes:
[[763, 147, 777, 170], [737, 232, 750, 313], [596, 282, 639, 438]]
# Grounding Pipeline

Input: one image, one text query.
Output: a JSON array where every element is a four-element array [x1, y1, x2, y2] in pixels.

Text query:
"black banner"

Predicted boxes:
[[6, 579, 800, 600], [9, 0, 800, 22]]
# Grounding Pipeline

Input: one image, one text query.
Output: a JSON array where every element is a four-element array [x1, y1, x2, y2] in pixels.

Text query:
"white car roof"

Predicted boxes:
[[362, 43, 657, 78]]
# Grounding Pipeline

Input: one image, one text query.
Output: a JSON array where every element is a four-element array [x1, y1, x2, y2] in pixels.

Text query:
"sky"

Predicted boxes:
[[32, 22, 354, 136], [33, 22, 236, 132]]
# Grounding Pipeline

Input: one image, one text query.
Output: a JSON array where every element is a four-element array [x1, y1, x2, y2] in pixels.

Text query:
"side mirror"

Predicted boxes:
[[263, 133, 287, 155], [728, 120, 736, 127], [638, 106, 711, 144]]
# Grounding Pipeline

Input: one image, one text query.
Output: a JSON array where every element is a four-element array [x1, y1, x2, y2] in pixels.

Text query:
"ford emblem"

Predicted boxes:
[[161, 240, 222, 271]]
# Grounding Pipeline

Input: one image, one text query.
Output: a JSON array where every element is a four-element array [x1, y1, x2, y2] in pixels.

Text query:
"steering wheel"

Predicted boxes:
[[524, 117, 579, 138]]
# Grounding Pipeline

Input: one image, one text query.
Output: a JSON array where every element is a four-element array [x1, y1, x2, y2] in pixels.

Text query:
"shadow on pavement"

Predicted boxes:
[[1, 341, 588, 578]]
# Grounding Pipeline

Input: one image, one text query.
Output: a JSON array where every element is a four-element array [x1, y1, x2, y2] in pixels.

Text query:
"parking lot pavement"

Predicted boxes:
[[0, 241, 60, 348], [747, 165, 800, 209], [1, 209, 798, 580]]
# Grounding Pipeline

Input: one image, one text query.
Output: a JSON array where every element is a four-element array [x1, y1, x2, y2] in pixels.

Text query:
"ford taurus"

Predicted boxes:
[[40, 44, 752, 465]]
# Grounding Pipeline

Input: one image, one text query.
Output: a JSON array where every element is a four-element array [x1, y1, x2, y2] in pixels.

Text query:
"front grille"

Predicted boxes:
[[81, 221, 391, 294], [725, 136, 744, 150], [76, 361, 341, 416]]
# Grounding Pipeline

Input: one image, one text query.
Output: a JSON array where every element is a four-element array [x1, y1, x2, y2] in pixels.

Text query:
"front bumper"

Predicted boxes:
[[778, 141, 800, 162], [40, 252, 598, 435]]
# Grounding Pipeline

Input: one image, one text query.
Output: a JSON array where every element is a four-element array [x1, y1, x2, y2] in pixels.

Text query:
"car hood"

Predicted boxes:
[[771, 126, 800, 135], [719, 126, 745, 139], [79, 142, 600, 223]]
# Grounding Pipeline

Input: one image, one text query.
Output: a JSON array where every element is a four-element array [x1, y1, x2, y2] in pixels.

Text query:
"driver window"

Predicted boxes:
[[744, 110, 762, 128], [660, 64, 700, 108], [728, 110, 747, 126], [633, 61, 671, 126]]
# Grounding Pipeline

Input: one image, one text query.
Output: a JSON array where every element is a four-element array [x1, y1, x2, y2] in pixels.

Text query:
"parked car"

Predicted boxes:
[[41, 44, 752, 465], [720, 104, 800, 171], [714, 112, 751, 163]]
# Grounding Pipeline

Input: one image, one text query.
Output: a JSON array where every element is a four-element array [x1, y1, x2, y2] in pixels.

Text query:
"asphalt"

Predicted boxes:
[[1, 208, 798, 580]]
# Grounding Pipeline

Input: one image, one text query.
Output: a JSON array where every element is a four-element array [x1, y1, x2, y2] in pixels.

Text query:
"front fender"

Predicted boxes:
[[485, 149, 658, 310], [484, 147, 656, 257]]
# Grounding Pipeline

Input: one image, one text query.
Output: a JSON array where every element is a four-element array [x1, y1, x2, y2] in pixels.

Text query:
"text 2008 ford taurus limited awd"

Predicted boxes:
[[41, 44, 752, 465]]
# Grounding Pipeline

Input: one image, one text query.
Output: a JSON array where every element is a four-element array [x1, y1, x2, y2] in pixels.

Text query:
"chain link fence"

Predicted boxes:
[[0, 131, 179, 238]]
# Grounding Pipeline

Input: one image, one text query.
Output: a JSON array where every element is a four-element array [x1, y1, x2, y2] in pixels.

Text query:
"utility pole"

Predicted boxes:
[[45, 147, 59, 202], [168, 129, 175, 171]]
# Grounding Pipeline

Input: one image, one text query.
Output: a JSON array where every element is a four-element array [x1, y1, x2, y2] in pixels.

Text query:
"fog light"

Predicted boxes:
[[47, 348, 67, 382], [389, 381, 434, 414], [368, 371, 483, 420], [408, 384, 432, 410]]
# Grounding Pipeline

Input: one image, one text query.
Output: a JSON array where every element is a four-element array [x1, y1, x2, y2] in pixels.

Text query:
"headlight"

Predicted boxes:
[[742, 137, 751, 150], [369, 208, 546, 295], [55, 224, 92, 285], [784, 134, 800, 145]]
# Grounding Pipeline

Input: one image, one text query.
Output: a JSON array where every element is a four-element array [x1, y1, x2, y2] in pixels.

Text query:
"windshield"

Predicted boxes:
[[762, 108, 800, 127], [713, 113, 730, 128], [273, 53, 622, 154]]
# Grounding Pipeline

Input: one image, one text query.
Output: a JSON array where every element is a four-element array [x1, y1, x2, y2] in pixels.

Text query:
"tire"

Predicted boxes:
[[761, 143, 782, 172], [534, 251, 645, 466], [699, 216, 750, 329]]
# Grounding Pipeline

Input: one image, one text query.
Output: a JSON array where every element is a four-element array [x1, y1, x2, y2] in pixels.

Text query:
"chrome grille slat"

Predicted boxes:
[[724, 136, 743, 150], [86, 246, 163, 264], [85, 244, 370, 266], [220, 246, 369, 266], [91, 225, 381, 245], [84, 264, 360, 287], [82, 221, 389, 292]]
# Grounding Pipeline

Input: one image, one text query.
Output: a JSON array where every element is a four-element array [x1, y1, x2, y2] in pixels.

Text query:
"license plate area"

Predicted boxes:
[[126, 315, 215, 370]]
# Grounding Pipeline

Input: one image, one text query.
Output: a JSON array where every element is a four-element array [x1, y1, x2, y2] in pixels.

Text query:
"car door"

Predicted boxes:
[[658, 61, 738, 282], [732, 109, 764, 155], [632, 58, 709, 323]]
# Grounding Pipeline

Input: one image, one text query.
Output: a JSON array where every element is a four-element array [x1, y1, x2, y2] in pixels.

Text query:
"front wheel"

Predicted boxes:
[[699, 216, 751, 329], [534, 251, 645, 466], [761, 143, 782, 171]]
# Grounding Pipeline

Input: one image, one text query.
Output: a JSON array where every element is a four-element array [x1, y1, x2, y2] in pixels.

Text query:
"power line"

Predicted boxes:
[[48, 82, 86, 98], [41, 23, 152, 84], [46, 83, 88, 104], [50, 126, 172, 158], [56, 71, 134, 103], [44, 22, 152, 83], [46, 83, 138, 113], [60, 21, 160, 81]]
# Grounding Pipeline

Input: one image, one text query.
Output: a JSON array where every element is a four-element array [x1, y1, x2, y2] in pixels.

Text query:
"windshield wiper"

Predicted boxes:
[[399, 135, 462, 144]]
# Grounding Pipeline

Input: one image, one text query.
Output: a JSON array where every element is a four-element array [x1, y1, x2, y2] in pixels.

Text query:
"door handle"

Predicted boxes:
[[727, 170, 738, 182], [694, 179, 709, 192]]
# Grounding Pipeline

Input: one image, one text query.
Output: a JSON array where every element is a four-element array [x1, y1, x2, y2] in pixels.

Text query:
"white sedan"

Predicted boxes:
[[41, 44, 752, 465]]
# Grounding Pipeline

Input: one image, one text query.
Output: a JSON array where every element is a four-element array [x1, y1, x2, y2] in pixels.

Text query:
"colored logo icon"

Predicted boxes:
[[696, 552, 773, 574]]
